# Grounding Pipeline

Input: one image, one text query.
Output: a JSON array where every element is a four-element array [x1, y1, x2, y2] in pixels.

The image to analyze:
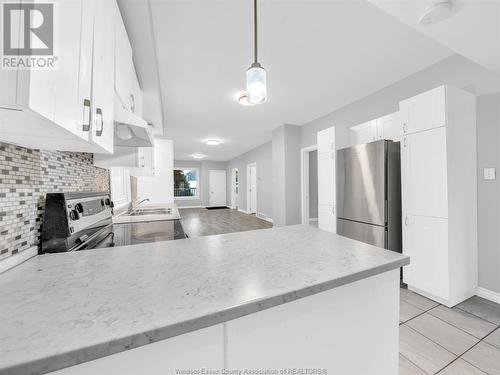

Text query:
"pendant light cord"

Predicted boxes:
[[254, 0, 258, 63]]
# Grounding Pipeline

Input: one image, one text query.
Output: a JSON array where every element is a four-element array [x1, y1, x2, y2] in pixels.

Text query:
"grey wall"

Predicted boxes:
[[226, 141, 272, 220], [273, 124, 302, 227], [174, 160, 227, 207], [309, 150, 318, 219], [300, 55, 500, 148], [476, 94, 500, 294]]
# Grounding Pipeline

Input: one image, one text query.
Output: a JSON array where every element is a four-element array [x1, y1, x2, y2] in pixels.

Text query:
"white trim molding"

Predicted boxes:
[[476, 287, 500, 305], [0, 246, 38, 274], [256, 212, 274, 223], [177, 206, 206, 209], [238, 208, 249, 214], [300, 144, 318, 225]]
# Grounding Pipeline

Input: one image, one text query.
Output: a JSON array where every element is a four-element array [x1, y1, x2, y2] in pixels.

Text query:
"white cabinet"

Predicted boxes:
[[401, 127, 448, 219], [114, 3, 143, 117], [94, 146, 154, 176], [90, 0, 115, 154], [400, 86, 446, 135], [350, 120, 377, 145], [0, 0, 116, 154], [400, 85, 477, 307], [379, 112, 402, 141], [317, 127, 336, 233], [349, 112, 401, 147], [403, 215, 449, 299]]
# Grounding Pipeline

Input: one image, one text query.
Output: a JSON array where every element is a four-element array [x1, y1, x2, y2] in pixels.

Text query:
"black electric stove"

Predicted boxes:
[[42, 192, 186, 253]]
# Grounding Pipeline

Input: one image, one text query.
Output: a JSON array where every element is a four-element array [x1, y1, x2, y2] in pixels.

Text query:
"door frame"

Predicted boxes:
[[246, 162, 257, 214], [231, 168, 239, 209], [208, 169, 227, 207], [301, 145, 318, 224]]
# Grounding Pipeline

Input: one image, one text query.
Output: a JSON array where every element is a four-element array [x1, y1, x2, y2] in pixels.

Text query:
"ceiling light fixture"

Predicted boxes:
[[190, 154, 207, 159], [238, 91, 255, 106], [206, 139, 221, 146], [419, 0, 454, 26], [246, 0, 267, 104]]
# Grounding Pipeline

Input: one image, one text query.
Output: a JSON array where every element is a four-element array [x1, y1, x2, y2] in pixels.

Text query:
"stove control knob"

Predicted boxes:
[[75, 203, 84, 213], [101, 199, 105, 207], [105, 198, 111, 206], [69, 210, 80, 221]]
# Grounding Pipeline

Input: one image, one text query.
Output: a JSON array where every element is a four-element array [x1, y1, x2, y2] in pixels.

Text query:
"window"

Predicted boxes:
[[174, 168, 199, 199]]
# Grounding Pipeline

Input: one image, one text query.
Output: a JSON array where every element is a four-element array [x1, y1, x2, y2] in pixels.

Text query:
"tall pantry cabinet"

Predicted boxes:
[[400, 85, 477, 307]]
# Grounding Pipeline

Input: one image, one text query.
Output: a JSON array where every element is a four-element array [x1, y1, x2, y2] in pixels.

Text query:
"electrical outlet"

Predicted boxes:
[[484, 168, 496, 181]]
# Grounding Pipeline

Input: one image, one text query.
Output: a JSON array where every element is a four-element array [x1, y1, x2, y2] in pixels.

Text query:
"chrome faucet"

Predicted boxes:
[[132, 198, 150, 210]]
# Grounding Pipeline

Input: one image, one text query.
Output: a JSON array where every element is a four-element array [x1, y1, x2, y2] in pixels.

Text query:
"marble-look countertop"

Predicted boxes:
[[0, 225, 409, 375]]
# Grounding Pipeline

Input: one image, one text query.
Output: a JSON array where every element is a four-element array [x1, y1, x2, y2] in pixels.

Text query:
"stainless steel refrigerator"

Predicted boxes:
[[336, 140, 402, 252]]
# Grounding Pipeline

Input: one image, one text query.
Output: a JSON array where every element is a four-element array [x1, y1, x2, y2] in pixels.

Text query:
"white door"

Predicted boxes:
[[401, 127, 448, 219], [317, 127, 336, 233], [403, 215, 449, 299], [209, 170, 227, 207], [247, 165, 257, 214], [231, 169, 239, 209]]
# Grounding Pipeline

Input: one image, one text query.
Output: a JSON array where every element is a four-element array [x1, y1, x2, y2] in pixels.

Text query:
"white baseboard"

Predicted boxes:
[[177, 206, 206, 209], [238, 208, 249, 214], [0, 246, 38, 274], [256, 212, 274, 223], [309, 218, 319, 222], [476, 287, 500, 305]]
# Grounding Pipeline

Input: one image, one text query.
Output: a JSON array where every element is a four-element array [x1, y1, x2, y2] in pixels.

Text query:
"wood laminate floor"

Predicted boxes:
[[179, 207, 273, 238]]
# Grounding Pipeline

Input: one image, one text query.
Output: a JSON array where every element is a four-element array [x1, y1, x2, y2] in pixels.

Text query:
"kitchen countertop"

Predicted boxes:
[[0, 225, 409, 375]]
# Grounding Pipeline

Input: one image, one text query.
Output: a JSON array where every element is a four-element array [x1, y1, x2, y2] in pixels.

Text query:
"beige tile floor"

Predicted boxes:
[[399, 289, 500, 375]]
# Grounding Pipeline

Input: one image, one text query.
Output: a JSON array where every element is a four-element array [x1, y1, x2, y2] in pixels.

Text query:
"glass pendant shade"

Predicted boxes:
[[246, 62, 267, 104]]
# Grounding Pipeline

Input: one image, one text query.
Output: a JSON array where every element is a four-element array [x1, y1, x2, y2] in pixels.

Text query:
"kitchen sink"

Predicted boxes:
[[129, 208, 172, 216]]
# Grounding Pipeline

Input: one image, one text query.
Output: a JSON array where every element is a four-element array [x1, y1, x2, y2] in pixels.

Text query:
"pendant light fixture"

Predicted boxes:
[[246, 0, 267, 104]]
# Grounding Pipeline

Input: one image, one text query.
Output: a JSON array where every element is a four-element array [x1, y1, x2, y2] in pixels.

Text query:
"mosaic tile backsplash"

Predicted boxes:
[[0, 142, 110, 261]]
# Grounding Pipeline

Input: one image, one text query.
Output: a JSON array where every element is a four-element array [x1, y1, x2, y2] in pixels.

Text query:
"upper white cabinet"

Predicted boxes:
[[114, 4, 143, 118], [0, 0, 116, 153], [400, 86, 446, 135], [317, 126, 336, 233], [400, 85, 477, 307], [350, 120, 377, 145], [94, 145, 155, 177], [349, 112, 401, 146]]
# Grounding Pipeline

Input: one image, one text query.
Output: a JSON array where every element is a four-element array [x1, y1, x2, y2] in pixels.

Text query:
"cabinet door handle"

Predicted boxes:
[[82, 99, 91, 131], [130, 94, 135, 113], [403, 123, 407, 133], [96, 108, 103, 136], [405, 216, 409, 226], [403, 137, 407, 148]]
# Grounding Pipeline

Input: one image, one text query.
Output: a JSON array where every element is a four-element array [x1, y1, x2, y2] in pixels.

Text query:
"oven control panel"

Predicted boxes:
[[66, 195, 113, 234]]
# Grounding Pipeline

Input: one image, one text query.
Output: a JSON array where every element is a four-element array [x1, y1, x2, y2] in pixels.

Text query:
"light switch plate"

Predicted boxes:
[[484, 167, 496, 181]]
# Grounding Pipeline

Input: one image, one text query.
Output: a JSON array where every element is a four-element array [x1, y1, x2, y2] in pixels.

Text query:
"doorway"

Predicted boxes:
[[208, 170, 227, 207], [231, 168, 239, 209], [246, 163, 257, 214], [301, 145, 319, 225]]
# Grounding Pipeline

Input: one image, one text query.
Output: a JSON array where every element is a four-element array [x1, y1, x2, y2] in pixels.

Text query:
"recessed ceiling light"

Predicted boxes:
[[238, 92, 255, 106], [190, 153, 207, 159], [206, 139, 221, 146], [419, 0, 454, 26]]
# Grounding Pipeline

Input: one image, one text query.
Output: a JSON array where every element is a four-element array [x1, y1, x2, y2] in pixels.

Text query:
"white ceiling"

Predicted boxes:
[[123, 0, 455, 161], [367, 0, 500, 76]]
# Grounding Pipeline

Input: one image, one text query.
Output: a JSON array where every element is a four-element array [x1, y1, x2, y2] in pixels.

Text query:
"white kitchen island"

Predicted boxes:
[[0, 225, 408, 375]]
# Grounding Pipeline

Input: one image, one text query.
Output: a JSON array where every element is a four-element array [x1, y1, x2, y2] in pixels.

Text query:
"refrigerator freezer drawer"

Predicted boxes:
[[337, 218, 386, 248]]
